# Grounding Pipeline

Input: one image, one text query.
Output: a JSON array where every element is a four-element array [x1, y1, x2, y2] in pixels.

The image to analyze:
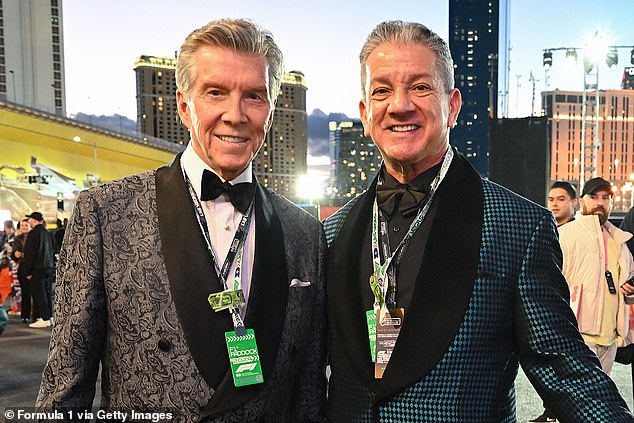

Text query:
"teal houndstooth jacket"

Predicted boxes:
[[324, 148, 633, 422]]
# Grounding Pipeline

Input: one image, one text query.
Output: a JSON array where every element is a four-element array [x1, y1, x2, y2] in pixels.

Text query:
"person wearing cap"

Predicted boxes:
[[19, 212, 55, 328], [559, 177, 634, 374]]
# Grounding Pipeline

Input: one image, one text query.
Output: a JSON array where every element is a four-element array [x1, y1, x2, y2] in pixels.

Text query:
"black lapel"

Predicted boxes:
[[245, 182, 288, 376], [375, 150, 484, 401], [156, 155, 233, 391], [201, 182, 288, 418], [328, 178, 377, 386]]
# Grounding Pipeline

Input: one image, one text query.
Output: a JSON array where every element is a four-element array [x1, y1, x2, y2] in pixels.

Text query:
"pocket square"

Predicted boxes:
[[290, 278, 311, 288]]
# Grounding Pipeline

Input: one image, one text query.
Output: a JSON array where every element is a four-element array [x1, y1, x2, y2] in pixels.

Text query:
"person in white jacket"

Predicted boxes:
[[559, 177, 634, 375]]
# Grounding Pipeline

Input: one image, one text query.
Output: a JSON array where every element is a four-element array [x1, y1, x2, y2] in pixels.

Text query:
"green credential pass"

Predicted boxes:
[[225, 329, 264, 387]]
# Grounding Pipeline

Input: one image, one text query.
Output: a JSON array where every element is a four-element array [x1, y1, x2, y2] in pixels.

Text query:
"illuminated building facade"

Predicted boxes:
[[328, 120, 381, 205], [0, 0, 66, 115], [253, 71, 307, 200], [542, 88, 634, 211], [449, 0, 500, 176], [134, 55, 189, 145]]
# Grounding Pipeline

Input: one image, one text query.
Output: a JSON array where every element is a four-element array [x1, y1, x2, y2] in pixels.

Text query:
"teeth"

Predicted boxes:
[[391, 125, 418, 132], [218, 135, 247, 143]]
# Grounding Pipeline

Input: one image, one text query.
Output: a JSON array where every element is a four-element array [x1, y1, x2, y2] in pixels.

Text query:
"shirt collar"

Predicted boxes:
[[180, 142, 253, 200]]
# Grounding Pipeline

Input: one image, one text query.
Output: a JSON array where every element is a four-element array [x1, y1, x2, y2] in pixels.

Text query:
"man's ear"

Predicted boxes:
[[176, 90, 192, 129], [359, 98, 371, 137], [447, 88, 462, 128]]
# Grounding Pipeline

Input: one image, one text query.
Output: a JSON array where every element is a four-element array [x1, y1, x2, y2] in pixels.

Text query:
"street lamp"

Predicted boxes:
[[542, 34, 634, 191]]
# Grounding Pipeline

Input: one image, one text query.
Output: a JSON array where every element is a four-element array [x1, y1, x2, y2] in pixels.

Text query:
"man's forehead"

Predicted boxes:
[[549, 188, 571, 198]]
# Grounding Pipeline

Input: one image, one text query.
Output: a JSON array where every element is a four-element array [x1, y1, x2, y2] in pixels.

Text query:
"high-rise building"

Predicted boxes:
[[0, 0, 66, 115], [328, 120, 381, 205], [253, 71, 307, 200], [489, 117, 549, 205], [449, 0, 500, 176], [542, 88, 634, 212], [134, 55, 188, 145]]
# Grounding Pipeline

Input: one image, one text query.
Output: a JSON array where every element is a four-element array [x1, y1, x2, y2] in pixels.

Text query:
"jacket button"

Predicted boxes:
[[158, 339, 171, 352]]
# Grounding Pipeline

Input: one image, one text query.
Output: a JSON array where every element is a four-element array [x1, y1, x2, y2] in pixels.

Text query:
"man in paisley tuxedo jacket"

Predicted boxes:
[[324, 20, 633, 422], [36, 19, 326, 422]]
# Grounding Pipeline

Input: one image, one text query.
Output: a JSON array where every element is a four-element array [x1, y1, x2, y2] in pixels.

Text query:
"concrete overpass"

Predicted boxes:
[[0, 100, 185, 222]]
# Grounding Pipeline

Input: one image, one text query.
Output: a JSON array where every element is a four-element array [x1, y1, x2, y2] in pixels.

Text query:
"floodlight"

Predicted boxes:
[[543, 51, 553, 69], [565, 48, 578, 62], [606, 47, 618, 68]]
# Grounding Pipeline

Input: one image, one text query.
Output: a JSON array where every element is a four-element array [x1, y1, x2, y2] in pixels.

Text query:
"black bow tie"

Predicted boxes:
[[376, 183, 427, 218], [200, 169, 254, 214]]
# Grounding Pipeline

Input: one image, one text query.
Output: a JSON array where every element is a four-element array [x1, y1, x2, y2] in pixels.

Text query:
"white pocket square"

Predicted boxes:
[[290, 278, 311, 288]]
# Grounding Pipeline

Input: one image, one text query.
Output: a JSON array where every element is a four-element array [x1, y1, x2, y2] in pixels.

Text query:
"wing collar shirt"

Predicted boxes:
[[180, 143, 255, 317]]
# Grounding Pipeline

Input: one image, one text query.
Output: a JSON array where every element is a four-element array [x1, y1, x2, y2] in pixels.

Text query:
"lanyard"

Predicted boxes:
[[602, 228, 609, 272], [370, 147, 454, 309], [183, 166, 254, 332], [601, 227, 618, 295], [377, 217, 397, 308]]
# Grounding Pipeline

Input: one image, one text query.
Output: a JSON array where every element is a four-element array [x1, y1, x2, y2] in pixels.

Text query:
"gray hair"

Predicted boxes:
[[359, 20, 454, 96], [176, 18, 284, 101]]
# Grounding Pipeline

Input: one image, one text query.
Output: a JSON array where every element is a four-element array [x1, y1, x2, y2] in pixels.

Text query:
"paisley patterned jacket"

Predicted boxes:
[[36, 155, 327, 422]]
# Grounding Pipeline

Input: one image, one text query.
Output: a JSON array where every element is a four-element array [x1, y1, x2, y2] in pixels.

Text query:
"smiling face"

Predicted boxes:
[[177, 46, 275, 180], [359, 42, 461, 183]]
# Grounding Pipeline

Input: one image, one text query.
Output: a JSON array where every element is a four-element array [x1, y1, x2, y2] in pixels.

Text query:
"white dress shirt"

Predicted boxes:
[[180, 144, 255, 317]]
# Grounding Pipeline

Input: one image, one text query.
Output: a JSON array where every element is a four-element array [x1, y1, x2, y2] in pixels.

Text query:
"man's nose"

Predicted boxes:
[[222, 95, 247, 123], [388, 89, 415, 114]]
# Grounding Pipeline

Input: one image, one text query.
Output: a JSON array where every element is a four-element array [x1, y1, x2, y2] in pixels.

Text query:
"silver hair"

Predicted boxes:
[[359, 20, 455, 96], [176, 18, 284, 101]]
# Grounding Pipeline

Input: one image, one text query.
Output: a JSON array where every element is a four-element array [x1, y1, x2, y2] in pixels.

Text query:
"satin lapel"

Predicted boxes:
[[156, 155, 233, 390], [245, 183, 288, 378], [328, 178, 377, 386], [376, 151, 484, 401]]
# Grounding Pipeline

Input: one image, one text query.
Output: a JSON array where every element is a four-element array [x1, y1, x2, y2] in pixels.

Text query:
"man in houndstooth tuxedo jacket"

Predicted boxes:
[[324, 20, 633, 422]]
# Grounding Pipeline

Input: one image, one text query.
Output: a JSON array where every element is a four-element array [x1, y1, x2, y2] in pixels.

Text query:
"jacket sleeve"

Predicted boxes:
[[515, 212, 632, 422], [10, 236, 23, 262], [35, 188, 106, 413], [621, 209, 634, 257], [19, 227, 39, 276]]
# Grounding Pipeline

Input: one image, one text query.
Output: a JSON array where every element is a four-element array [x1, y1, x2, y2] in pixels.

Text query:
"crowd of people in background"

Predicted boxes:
[[530, 179, 634, 422], [0, 213, 66, 335]]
